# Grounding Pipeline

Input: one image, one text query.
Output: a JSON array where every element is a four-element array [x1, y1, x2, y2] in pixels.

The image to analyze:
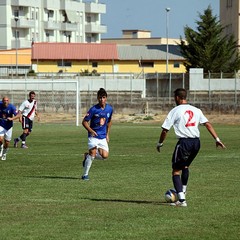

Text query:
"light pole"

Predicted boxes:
[[14, 16, 19, 77], [165, 7, 170, 74]]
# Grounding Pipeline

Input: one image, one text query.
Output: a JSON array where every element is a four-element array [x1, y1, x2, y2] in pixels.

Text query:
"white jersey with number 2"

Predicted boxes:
[[162, 104, 208, 138]]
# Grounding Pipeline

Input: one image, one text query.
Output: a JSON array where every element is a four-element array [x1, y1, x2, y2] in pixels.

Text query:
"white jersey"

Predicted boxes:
[[19, 99, 37, 121], [162, 104, 208, 138]]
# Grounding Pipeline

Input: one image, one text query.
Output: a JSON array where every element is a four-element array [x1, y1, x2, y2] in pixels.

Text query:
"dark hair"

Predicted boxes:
[[29, 91, 36, 97], [174, 88, 187, 100], [97, 88, 107, 98]]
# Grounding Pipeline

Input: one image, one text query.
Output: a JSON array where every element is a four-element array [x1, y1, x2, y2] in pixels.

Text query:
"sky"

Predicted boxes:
[[101, 0, 219, 39]]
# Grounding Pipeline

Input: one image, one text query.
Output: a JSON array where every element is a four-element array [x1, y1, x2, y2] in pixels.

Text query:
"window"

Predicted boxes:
[[173, 62, 180, 68], [57, 61, 72, 67], [92, 62, 98, 68], [86, 16, 91, 23], [139, 61, 154, 68], [226, 0, 232, 7], [14, 10, 19, 17]]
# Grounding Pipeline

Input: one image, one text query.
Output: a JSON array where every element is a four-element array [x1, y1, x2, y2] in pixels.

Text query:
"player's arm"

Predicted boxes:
[[106, 119, 112, 142], [82, 119, 97, 137], [7, 110, 21, 121], [156, 128, 169, 152], [204, 122, 226, 149], [35, 110, 40, 121]]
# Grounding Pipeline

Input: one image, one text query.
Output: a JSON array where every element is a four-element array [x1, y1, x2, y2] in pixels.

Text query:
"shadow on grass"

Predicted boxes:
[[83, 197, 169, 206], [25, 175, 80, 180]]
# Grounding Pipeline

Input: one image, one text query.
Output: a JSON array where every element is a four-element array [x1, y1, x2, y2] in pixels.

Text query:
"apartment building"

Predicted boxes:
[[220, 0, 240, 46], [0, 0, 106, 50]]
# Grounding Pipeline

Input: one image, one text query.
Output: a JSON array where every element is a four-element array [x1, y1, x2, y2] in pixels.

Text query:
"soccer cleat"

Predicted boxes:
[[14, 138, 19, 148], [82, 153, 88, 167], [170, 200, 187, 207], [81, 175, 89, 181], [1, 154, 6, 161], [21, 144, 28, 149]]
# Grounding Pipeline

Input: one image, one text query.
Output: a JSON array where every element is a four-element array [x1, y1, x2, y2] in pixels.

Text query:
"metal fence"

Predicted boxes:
[[0, 71, 239, 126]]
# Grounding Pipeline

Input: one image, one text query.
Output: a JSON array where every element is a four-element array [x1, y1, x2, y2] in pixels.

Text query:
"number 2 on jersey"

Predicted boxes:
[[185, 110, 196, 127]]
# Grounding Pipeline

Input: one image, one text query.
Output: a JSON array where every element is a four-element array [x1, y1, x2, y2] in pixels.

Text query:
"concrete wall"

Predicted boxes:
[[189, 68, 240, 91]]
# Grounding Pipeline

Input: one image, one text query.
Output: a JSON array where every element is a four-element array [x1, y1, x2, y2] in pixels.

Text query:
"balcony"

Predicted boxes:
[[43, 0, 60, 10], [85, 24, 107, 34], [11, 18, 35, 28], [85, 3, 106, 13], [11, 0, 40, 7], [61, 22, 78, 31], [11, 38, 32, 49], [44, 21, 60, 30]]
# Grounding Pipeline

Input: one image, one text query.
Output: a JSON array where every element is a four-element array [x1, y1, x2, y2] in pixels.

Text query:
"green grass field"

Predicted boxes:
[[0, 121, 239, 240]]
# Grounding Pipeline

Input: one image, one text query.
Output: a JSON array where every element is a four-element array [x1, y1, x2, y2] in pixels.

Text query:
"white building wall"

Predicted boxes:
[[189, 68, 240, 91], [0, 0, 106, 50]]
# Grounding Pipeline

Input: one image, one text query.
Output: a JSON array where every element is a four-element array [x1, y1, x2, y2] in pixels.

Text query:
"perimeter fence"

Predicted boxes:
[[0, 71, 239, 125]]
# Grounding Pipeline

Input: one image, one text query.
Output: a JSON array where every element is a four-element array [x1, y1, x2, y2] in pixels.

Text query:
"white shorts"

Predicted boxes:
[[88, 137, 109, 152], [0, 126, 13, 141]]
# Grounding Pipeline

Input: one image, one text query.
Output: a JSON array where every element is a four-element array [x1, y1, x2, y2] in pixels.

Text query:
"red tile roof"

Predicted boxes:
[[31, 42, 118, 60]]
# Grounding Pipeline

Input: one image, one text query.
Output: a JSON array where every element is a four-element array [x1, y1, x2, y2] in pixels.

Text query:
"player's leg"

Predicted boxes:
[[170, 140, 187, 206], [2, 128, 12, 160], [82, 147, 96, 180], [81, 137, 98, 180], [20, 128, 29, 148], [14, 116, 27, 147], [181, 139, 200, 195], [96, 138, 109, 159], [181, 167, 189, 194], [0, 127, 5, 157]]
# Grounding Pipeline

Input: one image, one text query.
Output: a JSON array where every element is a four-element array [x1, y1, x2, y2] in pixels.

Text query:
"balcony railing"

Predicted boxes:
[[61, 22, 78, 31], [85, 24, 107, 34], [44, 21, 60, 30], [11, 18, 35, 28]]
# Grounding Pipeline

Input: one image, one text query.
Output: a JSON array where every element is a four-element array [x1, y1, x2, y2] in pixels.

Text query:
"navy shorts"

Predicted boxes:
[[172, 138, 200, 170], [22, 116, 33, 132]]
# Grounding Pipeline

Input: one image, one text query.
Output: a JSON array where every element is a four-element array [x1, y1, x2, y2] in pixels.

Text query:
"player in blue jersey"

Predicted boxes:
[[0, 97, 18, 160], [81, 88, 113, 180]]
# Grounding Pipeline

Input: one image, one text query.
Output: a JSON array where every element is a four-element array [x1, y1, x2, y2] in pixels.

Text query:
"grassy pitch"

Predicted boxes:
[[0, 121, 239, 240]]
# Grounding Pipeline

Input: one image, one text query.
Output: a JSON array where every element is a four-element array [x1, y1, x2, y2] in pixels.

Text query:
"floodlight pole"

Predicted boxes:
[[165, 8, 170, 74], [14, 16, 19, 77]]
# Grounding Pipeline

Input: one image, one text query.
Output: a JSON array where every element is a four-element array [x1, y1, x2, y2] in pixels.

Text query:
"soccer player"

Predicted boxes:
[[0, 97, 18, 160], [12, 91, 40, 148], [81, 88, 113, 180], [156, 88, 226, 207]]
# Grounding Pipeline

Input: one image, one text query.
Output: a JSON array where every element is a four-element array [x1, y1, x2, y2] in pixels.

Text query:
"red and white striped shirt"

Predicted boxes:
[[18, 99, 37, 121]]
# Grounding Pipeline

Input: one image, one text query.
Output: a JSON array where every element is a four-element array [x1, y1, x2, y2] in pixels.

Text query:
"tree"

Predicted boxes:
[[179, 6, 240, 73]]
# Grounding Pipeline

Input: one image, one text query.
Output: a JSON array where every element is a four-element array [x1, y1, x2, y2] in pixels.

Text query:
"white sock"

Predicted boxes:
[[178, 192, 186, 201], [83, 154, 94, 176], [0, 144, 3, 156], [182, 185, 187, 194]]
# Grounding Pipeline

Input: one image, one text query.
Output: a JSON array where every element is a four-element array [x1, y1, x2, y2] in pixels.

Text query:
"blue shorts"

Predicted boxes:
[[172, 138, 200, 170]]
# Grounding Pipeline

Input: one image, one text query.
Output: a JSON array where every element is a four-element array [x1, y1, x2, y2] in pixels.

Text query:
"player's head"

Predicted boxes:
[[29, 91, 36, 101], [174, 88, 187, 105], [97, 88, 107, 98], [97, 88, 107, 107], [2, 96, 9, 107]]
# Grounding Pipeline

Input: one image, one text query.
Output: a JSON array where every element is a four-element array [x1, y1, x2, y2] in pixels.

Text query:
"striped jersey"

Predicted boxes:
[[19, 99, 37, 121]]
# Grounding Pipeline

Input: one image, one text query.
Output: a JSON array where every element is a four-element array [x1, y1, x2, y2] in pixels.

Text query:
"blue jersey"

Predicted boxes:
[[0, 102, 18, 130], [84, 103, 113, 139]]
